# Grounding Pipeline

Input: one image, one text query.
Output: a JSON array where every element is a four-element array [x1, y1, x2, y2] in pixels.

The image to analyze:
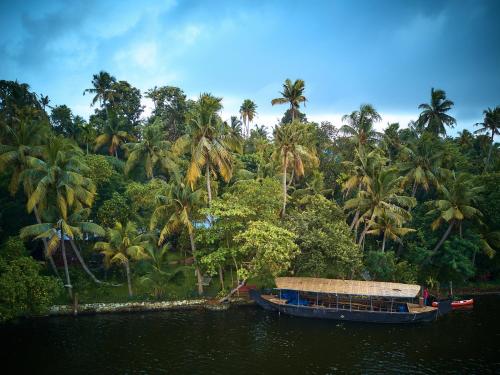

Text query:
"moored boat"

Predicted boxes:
[[250, 277, 452, 324], [432, 298, 474, 309]]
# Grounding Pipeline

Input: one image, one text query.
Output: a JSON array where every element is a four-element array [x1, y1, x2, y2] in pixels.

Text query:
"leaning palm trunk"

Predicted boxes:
[[33, 206, 60, 278], [218, 279, 247, 303], [69, 239, 104, 284], [60, 231, 73, 299], [124, 261, 133, 297], [432, 220, 455, 254], [189, 231, 204, 295]]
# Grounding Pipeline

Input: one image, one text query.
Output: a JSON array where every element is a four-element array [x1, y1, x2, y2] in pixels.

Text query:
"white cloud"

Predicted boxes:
[[170, 24, 203, 45]]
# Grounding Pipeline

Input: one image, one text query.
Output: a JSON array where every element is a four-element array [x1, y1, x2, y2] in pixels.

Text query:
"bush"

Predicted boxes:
[[0, 256, 62, 322]]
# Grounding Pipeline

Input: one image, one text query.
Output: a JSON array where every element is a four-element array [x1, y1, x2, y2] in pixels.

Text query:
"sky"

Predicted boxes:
[[1, 0, 499, 133]]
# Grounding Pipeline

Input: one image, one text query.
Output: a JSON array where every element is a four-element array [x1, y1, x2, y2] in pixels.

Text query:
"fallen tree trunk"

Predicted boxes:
[[218, 281, 247, 303]]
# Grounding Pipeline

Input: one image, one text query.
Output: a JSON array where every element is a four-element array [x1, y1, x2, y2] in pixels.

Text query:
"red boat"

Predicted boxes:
[[432, 299, 474, 309]]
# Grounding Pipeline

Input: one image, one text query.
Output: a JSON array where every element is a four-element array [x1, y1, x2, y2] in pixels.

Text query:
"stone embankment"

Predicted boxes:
[[49, 298, 253, 316]]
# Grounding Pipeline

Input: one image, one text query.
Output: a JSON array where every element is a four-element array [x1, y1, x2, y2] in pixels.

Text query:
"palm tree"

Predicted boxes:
[[426, 172, 483, 255], [271, 79, 307, 122], [95, 111, 135, 158], [366, 210, 415, 252], [239, 99, 257, 138], [94, 221, 150, 297], [417, 88, 456, 136], [21, 137, 99, 291], [344, 166, 415, 247], [272, 121, 318, 216], [180, 94, 241, 203], [20, 208, 105, 297], [83, 71, 117, 108], [124, 121, 179, 179], [474, 106, 500, 172], [0, 115, 47, 195], [340, 104, 382, 148], [228, 116, 243, 137], [399, 135, 445, 197], [150, 180, 206, 295], [78, 121, 97, 154]]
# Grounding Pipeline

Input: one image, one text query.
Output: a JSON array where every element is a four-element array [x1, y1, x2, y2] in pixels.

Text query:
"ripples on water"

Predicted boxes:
[[1, 296, 499, 374]]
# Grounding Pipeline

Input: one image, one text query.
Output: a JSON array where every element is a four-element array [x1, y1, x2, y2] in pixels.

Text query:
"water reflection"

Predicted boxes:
[[1, 296, 499, 374]]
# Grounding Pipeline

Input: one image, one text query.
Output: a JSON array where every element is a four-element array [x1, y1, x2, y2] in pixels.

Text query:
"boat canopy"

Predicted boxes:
[[275, 277, 421, 299]]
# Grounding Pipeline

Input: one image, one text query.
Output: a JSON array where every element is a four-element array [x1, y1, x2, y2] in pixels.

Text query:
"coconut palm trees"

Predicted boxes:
[[124, 121, 179, 179], [399, 134, 445, 197], [474, 106, 500, 172], [181, 93, 241, 204], [340, 104, 382, 148], [272, 121, 318, 216], [344, 165, 415, 248], [239, 99, 257, 138], [94, 111, 135, 158], [94, 221, 150, 297], [417, 88, 456, 136], [271, 79, 307, 122], [150, 179, 206, 295], [426, 172, 483, 254], [366, 211, 415, 252], [83, 71, 117, 108]]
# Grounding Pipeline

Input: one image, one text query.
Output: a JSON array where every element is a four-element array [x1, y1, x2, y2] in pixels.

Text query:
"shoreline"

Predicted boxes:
[[48, 298, 255, 316]]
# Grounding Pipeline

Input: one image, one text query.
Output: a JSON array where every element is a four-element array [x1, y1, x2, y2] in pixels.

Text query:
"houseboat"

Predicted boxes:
[[250, 277, 452, 324]]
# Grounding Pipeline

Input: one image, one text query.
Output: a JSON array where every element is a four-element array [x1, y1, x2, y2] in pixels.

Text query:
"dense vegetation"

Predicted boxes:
[[1, 74, 499, 321]]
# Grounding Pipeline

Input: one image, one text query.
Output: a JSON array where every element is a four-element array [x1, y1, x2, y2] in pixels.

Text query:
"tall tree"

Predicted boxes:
[[83, 71, 117, 108], [239, 99, 257, 138], [180, 93, 241, 204], [366, 211, 415, 252], [150, 180, 206, 295], [94, 221, 150, 297], [427, 172, 483, 255], [474, 106, 500, 172], [272, 121, 318, 216], [95, 111, 135, 158], [124, 121, 179, 179], [340, 104, 382, 148], [417, 88, 456, 136], [271, 79, 307, 122]]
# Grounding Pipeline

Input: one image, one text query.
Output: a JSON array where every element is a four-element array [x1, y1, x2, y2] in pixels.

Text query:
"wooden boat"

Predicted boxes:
[[250, 277, 452, 324], [432, 299, 473, 309]]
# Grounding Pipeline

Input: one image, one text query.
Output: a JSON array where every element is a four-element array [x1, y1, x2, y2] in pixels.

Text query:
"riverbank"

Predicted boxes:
[[48, 298, 254, 316]]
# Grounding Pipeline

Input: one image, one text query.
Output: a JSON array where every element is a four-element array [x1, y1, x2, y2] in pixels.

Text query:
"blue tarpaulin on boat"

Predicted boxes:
[[280, 290, 309, 306]]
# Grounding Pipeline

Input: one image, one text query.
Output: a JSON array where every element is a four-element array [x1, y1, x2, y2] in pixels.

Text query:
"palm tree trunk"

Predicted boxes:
[[411, 180, 418, 197], [114, 148, 118, 159], [350, 211, 359, 230], [124, 261, 133, 297], [291, 104, 295, 122], [432, 220, 455, 254], [282, 155, 288, 217], [206, 163, 212, 205], [218, 265, 224, 290], [189, 230, 204, 295], [287, 168, 294, 188], [33, 206, 60, 278], [60, 231, 73, 299], [69, 239, 104, 284], [381, 233, 386, 252], [484, 133, 494, 173]]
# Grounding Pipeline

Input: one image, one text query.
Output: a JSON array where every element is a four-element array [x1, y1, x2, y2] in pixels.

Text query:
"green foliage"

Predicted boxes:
[[364, 251, 417, 284], [0, 256, 62, 321], [82, 154, 116, 186], [285, 195, 362, 278], [234, 221, 300, 280], [96, 192, 131, 228], [0, 236, 28, 261]]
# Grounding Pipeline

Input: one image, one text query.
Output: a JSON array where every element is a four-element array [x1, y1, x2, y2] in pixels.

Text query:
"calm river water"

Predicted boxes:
[[1, 295, 499, 374]]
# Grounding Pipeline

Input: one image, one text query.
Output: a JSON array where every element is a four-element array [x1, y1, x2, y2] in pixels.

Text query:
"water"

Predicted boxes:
[[1, 296, 499, 374]]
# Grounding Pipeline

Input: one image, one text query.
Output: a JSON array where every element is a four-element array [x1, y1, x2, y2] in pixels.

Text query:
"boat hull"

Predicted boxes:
[[250, 290, 442, 324]]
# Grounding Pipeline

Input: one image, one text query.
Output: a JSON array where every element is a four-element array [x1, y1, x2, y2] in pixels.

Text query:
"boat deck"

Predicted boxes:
[[262, 295, 437, 314]]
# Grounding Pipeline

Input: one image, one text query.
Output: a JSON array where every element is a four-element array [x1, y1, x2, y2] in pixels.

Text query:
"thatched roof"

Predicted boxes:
[[275, 277, 421, 298]]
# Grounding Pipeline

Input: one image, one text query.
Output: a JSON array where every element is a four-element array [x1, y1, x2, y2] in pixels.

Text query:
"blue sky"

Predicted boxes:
[[1, 0, 499, 133]]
